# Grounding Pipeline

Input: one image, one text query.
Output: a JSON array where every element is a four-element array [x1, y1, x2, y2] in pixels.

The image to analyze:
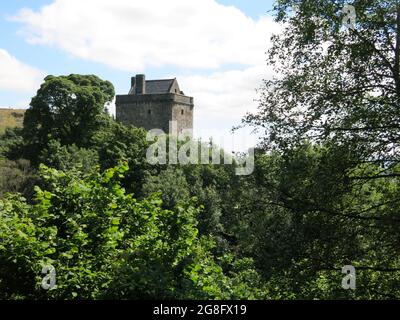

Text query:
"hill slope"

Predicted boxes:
[[0, 109, 25, 134]]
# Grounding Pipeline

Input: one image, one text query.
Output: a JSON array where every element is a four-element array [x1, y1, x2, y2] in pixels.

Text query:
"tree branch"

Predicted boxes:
[[395, 5, 400, 95]]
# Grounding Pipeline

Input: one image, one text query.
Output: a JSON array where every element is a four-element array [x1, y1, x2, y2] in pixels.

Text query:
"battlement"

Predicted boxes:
[[116, 93, 194, 106]]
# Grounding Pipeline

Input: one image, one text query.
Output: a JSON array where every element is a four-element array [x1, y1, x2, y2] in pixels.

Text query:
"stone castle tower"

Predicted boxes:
[[116, 74, 194, 135]]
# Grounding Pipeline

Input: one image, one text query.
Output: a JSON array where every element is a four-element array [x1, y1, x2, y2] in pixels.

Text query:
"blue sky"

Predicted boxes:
[[0, 0, 278, 151]]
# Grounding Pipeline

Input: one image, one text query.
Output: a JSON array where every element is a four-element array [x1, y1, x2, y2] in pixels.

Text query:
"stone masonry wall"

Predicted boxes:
[[116, 93, 194, 134]]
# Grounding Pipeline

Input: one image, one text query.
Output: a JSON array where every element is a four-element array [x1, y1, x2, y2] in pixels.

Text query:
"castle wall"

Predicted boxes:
[[116, 93, 193, 134], [171, 103, 194, 135]]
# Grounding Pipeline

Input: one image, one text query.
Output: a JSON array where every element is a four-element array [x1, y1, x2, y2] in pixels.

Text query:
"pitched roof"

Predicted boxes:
[[145, 79, 175, 94], [129, 79, 176, 95]]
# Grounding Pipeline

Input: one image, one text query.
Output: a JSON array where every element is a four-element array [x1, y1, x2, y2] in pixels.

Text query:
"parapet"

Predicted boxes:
[[116, 93, 194, 106]]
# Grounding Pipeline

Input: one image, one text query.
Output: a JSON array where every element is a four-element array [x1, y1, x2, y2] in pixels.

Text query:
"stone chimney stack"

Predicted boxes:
[[135, 74, 145, 95], [131, 76, 136, 90]]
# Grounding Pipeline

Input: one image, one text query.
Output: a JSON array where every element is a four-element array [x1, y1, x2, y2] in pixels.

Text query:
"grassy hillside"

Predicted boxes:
[[0, 108, 25, 134]]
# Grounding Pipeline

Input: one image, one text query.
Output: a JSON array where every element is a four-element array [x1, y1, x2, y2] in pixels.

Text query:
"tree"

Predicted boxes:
[[241, 0, 400, 298], [245, 0, 400, 163], [22, 74, 114, 162], [38, 139, 99, 172], [142, 167, 191, 210], [0, 163, 265, 299], [91, 120, 150, 195]]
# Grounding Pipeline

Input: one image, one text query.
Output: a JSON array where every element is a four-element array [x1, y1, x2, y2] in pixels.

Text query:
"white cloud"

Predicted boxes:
[[0, 49, 45, 93], [11, 0, 279, 71], [180, 65, 273, 121], [11, 0, 281, 150], [179, 66, 272, 151]]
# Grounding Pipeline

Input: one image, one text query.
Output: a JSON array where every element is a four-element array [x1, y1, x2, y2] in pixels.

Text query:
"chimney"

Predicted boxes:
[[131, 76, 136, 90], [135, 74, 145, 95]]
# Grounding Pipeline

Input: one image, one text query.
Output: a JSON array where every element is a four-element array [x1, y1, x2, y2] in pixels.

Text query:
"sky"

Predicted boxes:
[[0, 0, 279, 152]]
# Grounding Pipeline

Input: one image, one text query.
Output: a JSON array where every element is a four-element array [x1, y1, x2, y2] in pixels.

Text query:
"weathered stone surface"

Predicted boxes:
[[116, 75, 194, 135]]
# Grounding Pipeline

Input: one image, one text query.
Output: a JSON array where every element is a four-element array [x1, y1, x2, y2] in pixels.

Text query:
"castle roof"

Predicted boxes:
[[145, 79, 175, 94], [128, 76, 181, 95]]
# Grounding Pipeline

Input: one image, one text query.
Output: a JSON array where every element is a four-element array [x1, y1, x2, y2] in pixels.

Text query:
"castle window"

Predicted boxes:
[[148, 110, 151, 115], [181, 110, 184, 115]]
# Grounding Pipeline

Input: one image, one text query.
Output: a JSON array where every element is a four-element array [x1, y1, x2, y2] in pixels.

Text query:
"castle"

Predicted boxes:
[[116, 74, 194, 135]]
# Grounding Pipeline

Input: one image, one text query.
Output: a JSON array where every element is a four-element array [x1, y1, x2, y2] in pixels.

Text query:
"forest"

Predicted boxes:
[[1, 0, 400, 299]]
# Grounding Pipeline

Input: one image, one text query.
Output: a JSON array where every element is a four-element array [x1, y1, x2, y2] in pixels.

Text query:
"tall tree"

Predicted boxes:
[[242, 0, 400, 298], [245, 0, 400, 162], [22, 74, 114, 162]]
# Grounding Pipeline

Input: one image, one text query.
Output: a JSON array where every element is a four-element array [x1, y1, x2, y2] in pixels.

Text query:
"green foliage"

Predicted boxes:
[[0, 128, 25, 159], [0, 164, 262, 299], [236, 0, 400, 299], [38, 139, 99, 172], [91, 120, 150, 195], [142, 167, 190, 210], [0, 164, 130, 299], [22, 74, 114, 162], [3, 2, 400, 299]]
